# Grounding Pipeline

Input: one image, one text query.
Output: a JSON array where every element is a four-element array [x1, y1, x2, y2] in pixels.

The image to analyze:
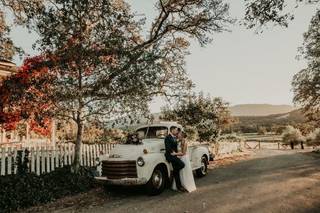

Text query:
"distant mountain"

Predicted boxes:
[[230, 104, 296, 116], [231, 109, 306, 133], [236, 109, 306, 125]]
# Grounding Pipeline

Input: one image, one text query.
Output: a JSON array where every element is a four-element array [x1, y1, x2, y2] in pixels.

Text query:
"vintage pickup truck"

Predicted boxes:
[[95, 122, 213, 195]]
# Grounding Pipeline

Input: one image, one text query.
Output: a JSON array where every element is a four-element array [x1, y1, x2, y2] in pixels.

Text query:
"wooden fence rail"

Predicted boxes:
[[0, 143, 116, 176]]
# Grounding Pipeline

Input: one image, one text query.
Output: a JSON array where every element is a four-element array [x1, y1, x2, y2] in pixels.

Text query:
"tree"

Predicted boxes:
[[1, 0, 232, 172], [282, 125, 305, 149], [292, 10, 320, 123], [244, 0, 319, 30], [0, 0, 44, 60], [161, 93, 235, 142], [183, 125, 199, 141], [257, 126, 267, 135], [306, 128, 320, 147]]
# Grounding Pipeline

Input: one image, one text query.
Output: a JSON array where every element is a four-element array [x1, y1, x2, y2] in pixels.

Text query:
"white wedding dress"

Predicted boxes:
[[172, 146, 197, 192]]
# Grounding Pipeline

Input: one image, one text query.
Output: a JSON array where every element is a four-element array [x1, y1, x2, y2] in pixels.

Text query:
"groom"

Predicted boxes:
[[164, 126, 186, 192]]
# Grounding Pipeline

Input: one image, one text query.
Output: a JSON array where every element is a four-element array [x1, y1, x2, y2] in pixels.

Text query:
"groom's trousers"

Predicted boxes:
[[169, 156, 185, 188]]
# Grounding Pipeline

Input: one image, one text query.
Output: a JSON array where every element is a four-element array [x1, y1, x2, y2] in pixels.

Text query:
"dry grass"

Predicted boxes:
[[209, 151, 252, 169]]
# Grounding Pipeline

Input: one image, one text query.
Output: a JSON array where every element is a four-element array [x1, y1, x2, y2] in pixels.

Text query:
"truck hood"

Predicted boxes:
[[108, 139, 165, 160]]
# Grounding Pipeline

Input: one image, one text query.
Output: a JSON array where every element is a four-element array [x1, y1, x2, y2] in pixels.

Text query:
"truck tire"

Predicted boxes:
[[196, 156, 208, 177], [146, 166, 167, 195]]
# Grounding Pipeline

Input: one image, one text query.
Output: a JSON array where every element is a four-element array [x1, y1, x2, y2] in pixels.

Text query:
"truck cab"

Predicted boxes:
[[95, 122, 212, 195]]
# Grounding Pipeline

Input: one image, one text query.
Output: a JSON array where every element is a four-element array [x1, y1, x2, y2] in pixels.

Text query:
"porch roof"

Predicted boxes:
[[0, 59, 17, 79]]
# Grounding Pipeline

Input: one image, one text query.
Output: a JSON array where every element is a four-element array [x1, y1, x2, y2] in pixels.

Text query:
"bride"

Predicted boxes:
[[173, 130, 197, 192]]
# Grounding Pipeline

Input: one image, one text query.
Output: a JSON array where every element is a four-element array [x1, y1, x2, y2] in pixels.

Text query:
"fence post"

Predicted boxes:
[[63, 144, 67, 166], [278, 142, 280, 150], [41, 147, 46, 174], [53, 148, 57, 171], [54, 147, 60, 168], [21, 149, 26, 173], [0, 148, 5, 176], [99, 144, 102, 155], [30, 147, 35, 173], [85, 144, 89, 167], [93, 145, 97, 166], [46, 147, 50, 173], [70, 144, 74, 165], [7, 147, 12, 175], [13, 148, 17, 175], [36, 147, 40, 175], [90, 145, 94, 167]]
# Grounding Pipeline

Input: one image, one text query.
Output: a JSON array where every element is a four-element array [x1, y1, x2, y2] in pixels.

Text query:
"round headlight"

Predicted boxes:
[[137, 157, 145, 167]]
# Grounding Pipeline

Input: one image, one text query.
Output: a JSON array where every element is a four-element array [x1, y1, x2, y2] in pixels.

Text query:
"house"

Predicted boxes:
[[0, 59, 17, 144], [0, 59, 17, 82]]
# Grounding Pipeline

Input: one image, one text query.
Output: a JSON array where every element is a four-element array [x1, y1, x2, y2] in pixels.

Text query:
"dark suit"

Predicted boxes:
[[164, 134, 185, 189]]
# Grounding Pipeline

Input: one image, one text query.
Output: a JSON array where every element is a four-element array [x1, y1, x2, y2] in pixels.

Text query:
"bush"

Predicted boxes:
[[306, 128, 320, 146], [0, 166, 96, 212], [257, 126, 267, 135], [282, 125, 305, 146]]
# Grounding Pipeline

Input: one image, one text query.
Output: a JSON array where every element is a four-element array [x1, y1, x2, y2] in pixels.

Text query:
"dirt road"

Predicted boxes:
[[58, 150, 320, 213]]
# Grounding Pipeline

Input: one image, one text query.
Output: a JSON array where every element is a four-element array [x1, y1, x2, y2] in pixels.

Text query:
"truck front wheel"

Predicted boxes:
[[196, 156, 208, 177], [146, 166, 167, 195]]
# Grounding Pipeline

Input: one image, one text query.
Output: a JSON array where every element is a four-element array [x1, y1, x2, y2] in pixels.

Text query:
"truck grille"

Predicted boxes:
[[102, 160, 137, 179]]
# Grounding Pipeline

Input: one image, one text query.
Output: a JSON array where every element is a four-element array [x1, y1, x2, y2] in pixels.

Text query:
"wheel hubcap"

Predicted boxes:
[[152, 170, 163, 189]]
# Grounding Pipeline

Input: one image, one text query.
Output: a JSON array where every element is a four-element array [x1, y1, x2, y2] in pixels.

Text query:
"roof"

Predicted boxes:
[[0, 59, 16, 65], [0, 60, 17, 78]]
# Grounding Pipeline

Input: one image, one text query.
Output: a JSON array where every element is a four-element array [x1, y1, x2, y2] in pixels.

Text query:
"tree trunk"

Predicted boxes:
[[301, 142, 304, 149], [290, 142, 294, 150], [72, 119, 83, 173]]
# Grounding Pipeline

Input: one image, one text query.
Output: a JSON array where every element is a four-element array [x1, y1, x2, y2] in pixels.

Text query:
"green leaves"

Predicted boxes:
[[292, 10, 320, 123], [161, 93, 234, 142], [0, 0, 44, 60], [0, 166, 95, 212], [244, 0, 319, 30]]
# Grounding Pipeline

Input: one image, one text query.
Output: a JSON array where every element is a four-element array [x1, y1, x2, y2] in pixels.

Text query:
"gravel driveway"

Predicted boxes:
[[55, 149, 320, 213]]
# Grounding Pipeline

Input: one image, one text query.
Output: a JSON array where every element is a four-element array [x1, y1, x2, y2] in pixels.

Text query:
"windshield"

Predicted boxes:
[[136, 126, 168, 139]]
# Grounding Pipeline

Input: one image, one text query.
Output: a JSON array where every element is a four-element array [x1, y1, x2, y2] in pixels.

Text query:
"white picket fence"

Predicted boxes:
[[0, 143, 116, 176]]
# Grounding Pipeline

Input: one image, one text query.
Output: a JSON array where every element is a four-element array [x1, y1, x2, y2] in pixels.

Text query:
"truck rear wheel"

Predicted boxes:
[[196, 156, 208, 177], [146, 166, 167, 195]]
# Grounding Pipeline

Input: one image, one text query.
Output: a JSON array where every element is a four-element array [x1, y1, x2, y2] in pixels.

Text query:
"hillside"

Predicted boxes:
[[231, 109, 306, 133], [230, 104, 296, 116]]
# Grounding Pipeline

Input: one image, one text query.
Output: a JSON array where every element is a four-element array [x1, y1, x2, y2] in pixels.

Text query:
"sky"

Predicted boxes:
[[9, 0, 318, 113]]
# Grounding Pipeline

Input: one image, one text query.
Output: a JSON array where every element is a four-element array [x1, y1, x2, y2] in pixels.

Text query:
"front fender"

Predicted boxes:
[[137, 153, 172, 181], [190, 146, 210, 169]]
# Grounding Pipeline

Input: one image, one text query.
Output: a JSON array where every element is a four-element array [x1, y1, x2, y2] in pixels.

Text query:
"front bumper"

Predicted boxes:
[[95, 176, 148, 186]]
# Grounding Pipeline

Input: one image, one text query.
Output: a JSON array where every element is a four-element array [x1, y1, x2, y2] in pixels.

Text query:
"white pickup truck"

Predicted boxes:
[[95, 122, 213, 195]]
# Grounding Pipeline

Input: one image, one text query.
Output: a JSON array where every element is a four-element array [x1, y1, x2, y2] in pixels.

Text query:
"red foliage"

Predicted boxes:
[[0, 56, 53, 136], [29, 118, 52, 137]]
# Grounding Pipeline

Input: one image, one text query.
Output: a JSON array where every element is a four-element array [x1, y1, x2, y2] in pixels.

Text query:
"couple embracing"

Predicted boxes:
[[164, 126, 196, 193]]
